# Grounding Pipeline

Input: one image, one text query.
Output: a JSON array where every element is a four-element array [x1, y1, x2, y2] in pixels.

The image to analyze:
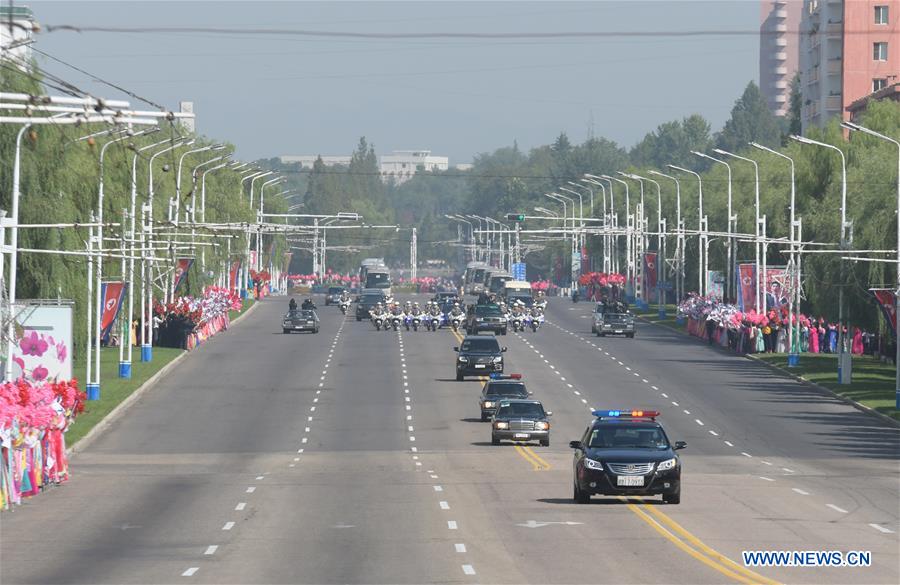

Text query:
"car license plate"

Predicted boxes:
[[614, 330, 623, 334], [514, 433, 529, 439], [617, 475, 644, 486], [474, 364, 486, 369]]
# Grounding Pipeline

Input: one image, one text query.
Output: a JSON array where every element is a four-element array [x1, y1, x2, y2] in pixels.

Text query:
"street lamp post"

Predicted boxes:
[[605, 176, 634, 298], [713, 149, 762, 313], [648, 170, 684, 305], [751, 142, 800, 367], [841, 121, 900, 404], [668, 165, 706, 297], [581, 177, 609, 272], [630, 174, 666, 318], [588, 175, 619, 274], [791, 135, 851, 383], [693, 151, 735, 302]]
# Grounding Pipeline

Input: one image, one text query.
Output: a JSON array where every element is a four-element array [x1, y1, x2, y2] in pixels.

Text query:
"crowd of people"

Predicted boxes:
[[678, 294, 890, 358]]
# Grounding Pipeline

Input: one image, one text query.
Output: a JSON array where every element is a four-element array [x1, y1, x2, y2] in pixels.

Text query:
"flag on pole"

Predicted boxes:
[[872, 289, 897, 338], [737, 263, 756, 312], [643, 252, 658, 291], [174, 258, 193, 292], [99, 282, 127, 340], [230, 260, 242, 289]]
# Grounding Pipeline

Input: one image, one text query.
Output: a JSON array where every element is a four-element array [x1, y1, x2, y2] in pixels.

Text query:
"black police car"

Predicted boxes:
[[478, 374, 531, 421], [454, 335, 506, 381], [569, 410, 685, 504]]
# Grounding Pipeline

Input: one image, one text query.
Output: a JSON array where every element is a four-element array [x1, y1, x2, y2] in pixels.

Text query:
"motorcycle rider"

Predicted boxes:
[[370, 302, 385, 327]]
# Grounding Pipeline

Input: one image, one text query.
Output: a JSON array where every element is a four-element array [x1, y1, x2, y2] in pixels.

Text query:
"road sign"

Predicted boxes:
[[506, 213, 525, 221], [512, 262, 526, 281], [657, 281, 674, 291]]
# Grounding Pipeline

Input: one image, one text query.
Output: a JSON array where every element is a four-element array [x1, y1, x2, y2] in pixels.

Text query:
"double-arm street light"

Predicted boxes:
[[791, 134, 851, 382], [841, 120, 900, 404], [693, 151, 735, 302], [668, 165, 707, 298], [648, 170, 685, 304]]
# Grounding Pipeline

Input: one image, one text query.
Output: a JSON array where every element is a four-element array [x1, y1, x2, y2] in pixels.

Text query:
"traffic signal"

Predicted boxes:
[[506, 213, 525, 221]]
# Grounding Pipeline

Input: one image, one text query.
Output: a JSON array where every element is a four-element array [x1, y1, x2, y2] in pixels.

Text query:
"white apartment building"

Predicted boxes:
[[0, 5, 36, 69], [379, 150, 449, 184]]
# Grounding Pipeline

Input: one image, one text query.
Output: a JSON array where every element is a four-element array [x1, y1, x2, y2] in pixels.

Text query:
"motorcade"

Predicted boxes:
[[325, 286, 346, 306], [356, 290, 386, 321], [491, 399, 552, 446], [486, 271, 513, 295], [569, 410, 685, 504], [364, 266, 392, 292], [478, 373, 530, 421], [454, 335, 506, 381], [592, 301, 635, 338], [501, 280, 532, 303], [466, 303, 508, 335], [282, 309, 320, 334]]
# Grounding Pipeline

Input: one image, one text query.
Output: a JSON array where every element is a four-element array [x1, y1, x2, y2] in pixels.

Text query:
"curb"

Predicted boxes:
[[68, 300, 261, 455], [636, 315, 900, 428], [746, 354, 900, 428]]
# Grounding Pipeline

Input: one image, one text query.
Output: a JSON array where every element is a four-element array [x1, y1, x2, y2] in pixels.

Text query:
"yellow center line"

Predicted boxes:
[[513, 444, 543, 471], [640, 503, 781, 585], [622, 498, 780, 585], [523, 446, 551, 470]]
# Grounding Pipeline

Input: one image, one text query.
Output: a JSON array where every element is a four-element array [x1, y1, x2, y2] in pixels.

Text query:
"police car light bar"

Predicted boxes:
[[593, 409, 660, 419], [489, 373, 522, 380]]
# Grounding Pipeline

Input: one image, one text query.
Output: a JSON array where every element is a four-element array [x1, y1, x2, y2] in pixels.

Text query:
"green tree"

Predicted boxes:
[[716, 81, 782, 152]]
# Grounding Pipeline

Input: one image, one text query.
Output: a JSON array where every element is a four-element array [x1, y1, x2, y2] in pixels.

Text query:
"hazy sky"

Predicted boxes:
[[26, 1, 761, 163]]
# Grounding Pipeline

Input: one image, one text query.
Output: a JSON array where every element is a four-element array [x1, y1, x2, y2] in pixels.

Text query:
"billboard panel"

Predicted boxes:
[[8, 303, 74, 383]]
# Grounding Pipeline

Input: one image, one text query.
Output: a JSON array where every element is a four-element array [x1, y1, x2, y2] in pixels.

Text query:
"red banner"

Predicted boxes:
[[174, 258, 193, 292], [762, 266, 789, 312], [738, 263, 756, 312], [873, 289, 897, 337], [643, 252, 658, 291], [99, 281, 127, 339]]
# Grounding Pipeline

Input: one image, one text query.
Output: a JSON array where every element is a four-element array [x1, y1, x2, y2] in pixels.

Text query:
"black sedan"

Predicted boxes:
[[283, 309, 320, 334], [569, 410, 685, 504], [325, 286, 346, 306], [478, 375, 531, 421]]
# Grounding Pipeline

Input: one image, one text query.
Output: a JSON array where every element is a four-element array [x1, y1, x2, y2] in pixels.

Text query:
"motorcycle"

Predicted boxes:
[[449, 314, 463, 332], [510, 314, 524, 333], [372, 313, 385, 331], [427, 313, 442, 332], [411, 314, 421, 332], [391, 314, 403, 331], [530, 312, 544, 332], [339, 300, 351, 315], [571, 289, 580, 303]]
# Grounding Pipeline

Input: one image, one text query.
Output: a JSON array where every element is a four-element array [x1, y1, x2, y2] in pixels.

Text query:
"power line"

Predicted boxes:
[[30, 46, 167, 110]]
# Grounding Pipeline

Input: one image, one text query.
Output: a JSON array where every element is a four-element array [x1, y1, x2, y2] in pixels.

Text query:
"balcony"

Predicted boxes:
[[826, 20, 842, 35], [826, 95, 842, 111], [775, 23, 788, 33], [775, 94, 788, 103], [827, 58, 842, 75], [775, 51, 788, 61], [775, 79, 789, 89], [776, 66, 789, 76], [775, 37, 788, 47], [805, 67, 820, 85], [775, 8, 789, 18]]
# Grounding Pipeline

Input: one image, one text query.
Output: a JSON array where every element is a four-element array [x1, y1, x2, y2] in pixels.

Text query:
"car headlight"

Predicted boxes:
[[657, 458, 677, 472], [584, 458, 604, 471], [483, 401, 495, 408], [492, 356, 502, 363], [534, 421, 549, 431], [494, 421, 509, 430], [458, 356, 467, 362]]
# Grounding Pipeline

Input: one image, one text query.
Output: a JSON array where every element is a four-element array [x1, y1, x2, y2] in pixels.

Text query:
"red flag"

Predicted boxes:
[[100, 282, 127, 339], [643, 252, 658, 291], [230, 260, 241, 289], [738, 263, 756, 312], [873, 289, 897, 337], [174, 258, 193, 292]]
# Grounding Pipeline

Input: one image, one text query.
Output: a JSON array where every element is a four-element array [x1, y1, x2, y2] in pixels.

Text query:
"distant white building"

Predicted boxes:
[[0, 5, 36, 70], [279, 155, 353, 169], [454, 163, 473, 172], [379, 150, 449, 184]]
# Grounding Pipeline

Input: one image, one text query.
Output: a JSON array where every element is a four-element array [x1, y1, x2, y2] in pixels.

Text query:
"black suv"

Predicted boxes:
[[356, 291, 385, 321], [569, 411, 685, 504], [466, 303, 508, 335], [491, 399, 551, 446], [454, 335, 506, 381], [478, 376, 531, 421], [325, 286, 346, 306]]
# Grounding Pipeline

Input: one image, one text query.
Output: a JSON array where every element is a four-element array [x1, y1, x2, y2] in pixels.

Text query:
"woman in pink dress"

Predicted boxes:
[[809, 322, 820, 353], [852, 327, 864, 355]]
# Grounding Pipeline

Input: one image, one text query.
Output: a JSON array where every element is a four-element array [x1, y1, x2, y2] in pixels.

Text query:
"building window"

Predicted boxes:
[[873, 78, 888, 92], [873, 42, 888, 61], [875, 5, 889, 25]]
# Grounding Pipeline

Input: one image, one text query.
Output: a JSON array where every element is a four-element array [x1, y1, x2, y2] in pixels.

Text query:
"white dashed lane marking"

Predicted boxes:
[[235, 502, 246, 511], [826, 504, 849, 514], [204, 545, 218, 555], [182, 567, 199, 577], [869, 524, 895, 534], [222, 522, 235, 531], [792, 488, 810, 496], [455, 543, 467, 553]]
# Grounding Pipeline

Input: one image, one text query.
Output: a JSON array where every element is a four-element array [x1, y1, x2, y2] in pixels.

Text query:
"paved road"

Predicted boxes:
[[2, 296, 897, 584]]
